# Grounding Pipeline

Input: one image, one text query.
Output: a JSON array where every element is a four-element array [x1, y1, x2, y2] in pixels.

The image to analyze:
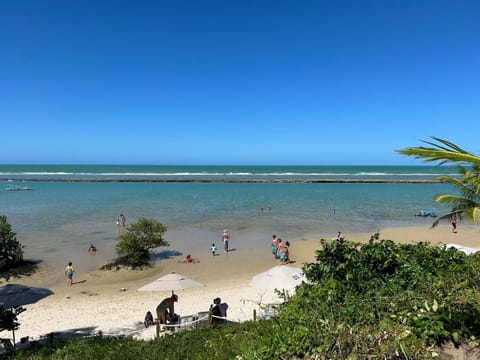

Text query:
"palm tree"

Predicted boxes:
[[397, 137, 480, 227]]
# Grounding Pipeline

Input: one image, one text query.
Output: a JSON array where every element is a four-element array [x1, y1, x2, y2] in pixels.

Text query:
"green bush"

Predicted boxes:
[[103, 218, 169, 269], [0, 215, 24, 272], [290, 237, 480, 357]]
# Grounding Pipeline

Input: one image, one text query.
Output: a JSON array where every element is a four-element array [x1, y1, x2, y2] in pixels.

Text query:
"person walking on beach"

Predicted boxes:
[[284, 241, 290, 263], [222, 229, 230, 253], [65, 262, 74, 286], [451, 214, 457, 233], [211, 243, 217, 256], [120, 214, 126, 227]]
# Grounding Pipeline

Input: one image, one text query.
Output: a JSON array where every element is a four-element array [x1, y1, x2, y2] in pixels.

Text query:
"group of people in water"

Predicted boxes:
[[115, 214, 127, 227], [271, 234, 290, 263]]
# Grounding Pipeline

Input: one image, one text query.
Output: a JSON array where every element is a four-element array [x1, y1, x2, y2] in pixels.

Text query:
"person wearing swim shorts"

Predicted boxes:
[[156, 294, 178, 335], [271, 234, 278, 258], [65, 262, 74, 286], [222, 229, 230, 253]]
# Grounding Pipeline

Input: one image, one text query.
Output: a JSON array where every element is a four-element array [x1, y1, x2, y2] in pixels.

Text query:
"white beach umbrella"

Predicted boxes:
[[250, 265, 307, 293], [445, 243, 480, 255], [137, 272, 204, 292]]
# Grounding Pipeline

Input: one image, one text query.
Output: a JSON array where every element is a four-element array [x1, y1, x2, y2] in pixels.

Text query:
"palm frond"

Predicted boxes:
[[399, 137, 480, 227], [463, 207, 480, 224], [427, 137, 469, 153], [397, 137, 480, 166]]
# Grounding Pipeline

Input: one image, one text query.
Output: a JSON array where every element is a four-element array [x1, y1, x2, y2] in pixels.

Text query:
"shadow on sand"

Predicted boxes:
[[45, 326, 98, 340], [0, 259, 42, 281], [150, 250, 183, 261], [0, 283, 54, 308]]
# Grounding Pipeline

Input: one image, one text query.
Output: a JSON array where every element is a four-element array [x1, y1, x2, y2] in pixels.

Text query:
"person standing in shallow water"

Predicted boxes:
[[222, 229, 230, 253], [271, 234, 278, 258]]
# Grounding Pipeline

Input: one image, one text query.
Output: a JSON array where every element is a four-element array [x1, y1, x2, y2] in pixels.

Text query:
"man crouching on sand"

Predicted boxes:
[[156, 294, 178, 336]]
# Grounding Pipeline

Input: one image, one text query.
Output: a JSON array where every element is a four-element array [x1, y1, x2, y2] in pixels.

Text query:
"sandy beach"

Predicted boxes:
[[1, 224, 478, 344]]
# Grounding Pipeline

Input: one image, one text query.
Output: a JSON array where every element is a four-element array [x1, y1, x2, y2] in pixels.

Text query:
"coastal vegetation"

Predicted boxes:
[[0, 306, 25, 349], [0, 216, 24, 273], [101, 218, 169, 269], [8, 236, 480, 359], [398, 137, 480, 227], [0, 216, 37, 280]]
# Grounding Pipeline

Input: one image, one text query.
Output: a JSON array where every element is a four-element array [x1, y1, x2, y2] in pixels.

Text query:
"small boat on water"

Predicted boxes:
[[6, 185, 33, 191], [415, 210, 437, 217]]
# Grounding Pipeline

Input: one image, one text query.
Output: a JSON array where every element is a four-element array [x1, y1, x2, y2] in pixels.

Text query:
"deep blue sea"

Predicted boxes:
[[0, 165, 459, 284]]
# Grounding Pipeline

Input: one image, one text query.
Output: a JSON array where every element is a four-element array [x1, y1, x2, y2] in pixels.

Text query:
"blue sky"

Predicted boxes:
[[1, 1, 479, 165]]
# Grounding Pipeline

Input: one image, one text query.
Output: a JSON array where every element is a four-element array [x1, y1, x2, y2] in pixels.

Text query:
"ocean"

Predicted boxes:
[[0, 165, 459, 285]]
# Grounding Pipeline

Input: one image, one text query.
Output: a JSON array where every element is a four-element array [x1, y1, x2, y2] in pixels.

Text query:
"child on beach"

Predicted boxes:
[[144, 311, 154, 328], [65, 262, 74, 286], [211, 243, 217, 256], [181, 254, 199, 264]]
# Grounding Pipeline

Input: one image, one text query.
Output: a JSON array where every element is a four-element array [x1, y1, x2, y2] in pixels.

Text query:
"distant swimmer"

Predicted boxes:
[[88, 244, 97, 252]]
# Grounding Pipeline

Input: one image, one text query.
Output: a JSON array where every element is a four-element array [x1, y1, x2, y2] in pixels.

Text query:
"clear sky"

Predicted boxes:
[[1, 0, 479, 165]]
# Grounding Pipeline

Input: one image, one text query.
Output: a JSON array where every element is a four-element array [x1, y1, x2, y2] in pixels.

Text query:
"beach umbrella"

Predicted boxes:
[[445, 243, 480, 255], [0, 284, 54, 309], [251, 265, 307, 293], [137, 272, 204, 292]]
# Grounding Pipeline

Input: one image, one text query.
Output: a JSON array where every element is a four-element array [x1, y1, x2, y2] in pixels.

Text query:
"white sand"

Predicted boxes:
[[1, 224, 478, 343], [11, 283, 282, 342]]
